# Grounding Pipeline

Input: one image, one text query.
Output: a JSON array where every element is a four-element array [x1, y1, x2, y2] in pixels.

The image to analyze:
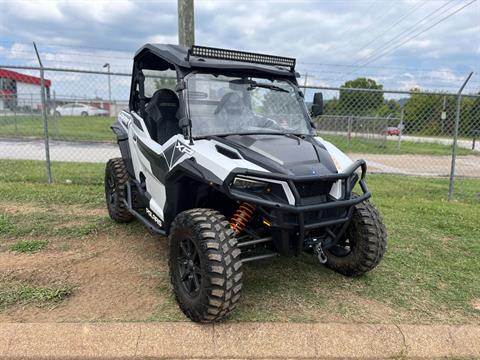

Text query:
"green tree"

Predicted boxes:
[[468, 94, 480, 134], [154, 77, 177, 90], [403, 91, 479, 136], [458, 96, 478, 136], [403, 90, 458, 135], [376, 99, 401, 119], [339, 78, 384, 116], [323, 97, 339, 115]]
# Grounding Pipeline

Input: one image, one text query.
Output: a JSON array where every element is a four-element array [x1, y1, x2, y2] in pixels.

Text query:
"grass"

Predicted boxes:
[[0, 115, 115, 142], [10, 240, 49, 253], [0, 284, 73, 309], [0, 211, 108, 239], [0, 160, 104, 207], [0, 159, 104, 185], [150, 175, 479, 323], [320, 134, 479, 156], [1, 159, 479, 323]]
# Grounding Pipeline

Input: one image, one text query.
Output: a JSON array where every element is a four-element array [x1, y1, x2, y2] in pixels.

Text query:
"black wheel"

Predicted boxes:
[[169, 208, 243, 322], [104, 158, 134, 223], [81, 111, 88, 117], [325, 198, 387, 277], [54, 111, 61, 117]]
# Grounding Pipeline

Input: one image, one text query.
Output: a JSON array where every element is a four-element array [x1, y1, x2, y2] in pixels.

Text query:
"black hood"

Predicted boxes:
[[220, 134, 338, 176]]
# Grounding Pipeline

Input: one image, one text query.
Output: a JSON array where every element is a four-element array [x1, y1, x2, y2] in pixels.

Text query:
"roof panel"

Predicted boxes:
[[134, 44, 295, 78]]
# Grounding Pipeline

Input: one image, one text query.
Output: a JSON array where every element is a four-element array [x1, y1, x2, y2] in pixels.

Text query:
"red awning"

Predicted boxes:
[[0, 68, 51, 88]]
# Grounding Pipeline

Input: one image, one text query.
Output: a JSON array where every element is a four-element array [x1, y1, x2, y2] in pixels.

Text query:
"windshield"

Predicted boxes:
[[186, 73, 313, 137]]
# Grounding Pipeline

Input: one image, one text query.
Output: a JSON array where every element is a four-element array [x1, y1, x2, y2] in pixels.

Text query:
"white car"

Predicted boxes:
[[53, 103, 109, 117]]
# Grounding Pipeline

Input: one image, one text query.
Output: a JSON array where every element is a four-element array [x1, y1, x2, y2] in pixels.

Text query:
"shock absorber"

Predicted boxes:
[[230, 202, 256, 234]]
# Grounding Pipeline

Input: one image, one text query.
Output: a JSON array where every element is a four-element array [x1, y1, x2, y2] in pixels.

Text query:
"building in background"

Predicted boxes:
[[0, 69, 51, 111]]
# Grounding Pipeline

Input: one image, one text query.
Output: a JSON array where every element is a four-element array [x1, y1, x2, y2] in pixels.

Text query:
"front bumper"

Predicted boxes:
[[224, 160, 370, 254]]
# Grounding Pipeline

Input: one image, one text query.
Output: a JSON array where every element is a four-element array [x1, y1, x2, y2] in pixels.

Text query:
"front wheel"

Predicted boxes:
[[81, 111, 88, 117], [169, 208, 243, 322], [325, 199, 387, 277], [104, 158, 134, 223]]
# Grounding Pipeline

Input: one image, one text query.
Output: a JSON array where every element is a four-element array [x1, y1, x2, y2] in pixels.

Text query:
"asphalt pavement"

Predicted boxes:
[[320, 130, 479, 151], [0, 138, 119, 162]]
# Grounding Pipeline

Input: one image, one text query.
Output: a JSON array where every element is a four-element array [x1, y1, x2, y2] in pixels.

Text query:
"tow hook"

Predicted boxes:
[[314, 243, 328, 264]]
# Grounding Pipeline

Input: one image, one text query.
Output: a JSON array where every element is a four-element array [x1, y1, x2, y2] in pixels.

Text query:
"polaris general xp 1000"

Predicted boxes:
[[105, 45, 387, 322]]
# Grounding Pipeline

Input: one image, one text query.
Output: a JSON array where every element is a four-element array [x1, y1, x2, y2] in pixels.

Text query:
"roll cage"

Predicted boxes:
[[128, 44, 300, 117]]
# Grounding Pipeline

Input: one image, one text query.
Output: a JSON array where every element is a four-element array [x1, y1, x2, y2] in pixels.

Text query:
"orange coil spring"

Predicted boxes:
[[230, 202, 256, 234]]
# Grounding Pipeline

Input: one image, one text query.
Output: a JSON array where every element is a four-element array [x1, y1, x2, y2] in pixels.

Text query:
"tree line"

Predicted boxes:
[[322, 77, 480, 136]]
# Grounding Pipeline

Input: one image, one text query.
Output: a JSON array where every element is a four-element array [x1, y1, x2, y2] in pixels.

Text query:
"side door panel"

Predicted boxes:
[[130, 112, 167, 221], [129, 112, 195, 224]]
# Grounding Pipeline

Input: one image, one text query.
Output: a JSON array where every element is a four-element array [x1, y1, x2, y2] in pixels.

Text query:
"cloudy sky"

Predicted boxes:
[[0, 0, 479, 100]]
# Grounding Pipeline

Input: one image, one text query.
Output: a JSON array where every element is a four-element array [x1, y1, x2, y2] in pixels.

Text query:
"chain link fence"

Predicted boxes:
[[0, 64, 478, 199], [308, 85, 480, 176]]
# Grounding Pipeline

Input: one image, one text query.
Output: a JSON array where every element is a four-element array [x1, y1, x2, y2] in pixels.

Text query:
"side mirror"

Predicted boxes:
[[311, 92, 323, 117], [178, 117, 191, 136]]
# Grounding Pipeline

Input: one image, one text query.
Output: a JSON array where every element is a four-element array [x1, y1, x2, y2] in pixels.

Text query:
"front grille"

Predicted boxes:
[[295, 181, 334, 199], [282, 207, 348, 226]]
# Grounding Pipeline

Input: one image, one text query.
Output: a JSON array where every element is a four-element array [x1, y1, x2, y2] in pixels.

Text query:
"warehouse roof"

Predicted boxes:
[[0, 68, 51, 87]]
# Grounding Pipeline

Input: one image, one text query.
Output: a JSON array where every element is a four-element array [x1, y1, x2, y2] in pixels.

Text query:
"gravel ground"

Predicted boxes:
[[350, 153, 480, 177], [1, 138, 478, 177]]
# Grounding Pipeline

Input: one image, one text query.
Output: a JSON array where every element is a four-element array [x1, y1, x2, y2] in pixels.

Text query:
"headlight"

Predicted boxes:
[[232, 177, 268, 192]]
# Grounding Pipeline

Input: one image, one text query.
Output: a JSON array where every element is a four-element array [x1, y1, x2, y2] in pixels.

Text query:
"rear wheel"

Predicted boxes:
[[81, 111, 88, 117], [54, 111, 61, 117], [325, 198, 387, 276], [169, 208, 243, 322], [105, 158, 134, 223]]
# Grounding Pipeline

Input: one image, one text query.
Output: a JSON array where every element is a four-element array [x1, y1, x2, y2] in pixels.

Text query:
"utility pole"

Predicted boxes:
[[178, 0, 195, 47]]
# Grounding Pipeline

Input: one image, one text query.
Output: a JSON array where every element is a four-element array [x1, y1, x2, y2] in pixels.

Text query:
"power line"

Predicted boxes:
[[341, 0, 459, 76], [0, 56, 131, 68], [336, 0, 385, 51], [334, 0, 476, 81], [300, 72, 480, 85], [346, 0, 478, 75], [0, 40, 134, 54], [349, 0, 427, 55], [2, 41, 476, 77], [0, 41, 133, 61], [298, 60, 480, 74]]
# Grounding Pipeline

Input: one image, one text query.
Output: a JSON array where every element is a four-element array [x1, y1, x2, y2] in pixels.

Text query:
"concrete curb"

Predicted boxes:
[[0, 322, 479, 359]]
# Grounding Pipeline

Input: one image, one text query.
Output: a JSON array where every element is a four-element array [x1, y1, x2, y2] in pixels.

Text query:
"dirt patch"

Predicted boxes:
[[333, 293, 402, 322], [0, 203, 43, 215], [68, 205, 107, 217], [0, 230, 170, 322], [349, 153, 480, 177], [0, 202, 107, 218], [472, 299, 480, 311], [52, 220, 90, 230]]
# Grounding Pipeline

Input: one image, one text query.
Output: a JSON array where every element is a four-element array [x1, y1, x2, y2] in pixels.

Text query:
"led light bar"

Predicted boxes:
[[189, 45, 296, 71]]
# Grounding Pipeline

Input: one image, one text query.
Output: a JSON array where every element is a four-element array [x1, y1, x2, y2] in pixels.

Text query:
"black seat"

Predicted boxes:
[[144, 89, 180, 144]]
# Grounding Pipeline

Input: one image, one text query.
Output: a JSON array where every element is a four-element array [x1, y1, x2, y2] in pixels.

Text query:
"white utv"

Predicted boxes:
[[105, 45, 387, 322]]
